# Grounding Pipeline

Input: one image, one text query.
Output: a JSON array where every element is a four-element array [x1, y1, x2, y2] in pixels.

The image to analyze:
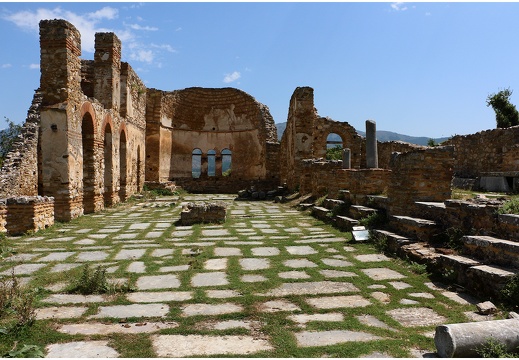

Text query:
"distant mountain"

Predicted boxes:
[[275, 122, 448, 146]]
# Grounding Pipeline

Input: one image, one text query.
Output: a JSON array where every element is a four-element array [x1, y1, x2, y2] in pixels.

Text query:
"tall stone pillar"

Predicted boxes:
[[39, 19, 83, 221], [366, 120, 378, 169], [342, 148, 351, 169], [94, 33, 121, 111]]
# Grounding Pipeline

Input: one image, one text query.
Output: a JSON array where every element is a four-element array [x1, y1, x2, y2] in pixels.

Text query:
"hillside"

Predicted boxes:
[[275, 122, 448, 146]]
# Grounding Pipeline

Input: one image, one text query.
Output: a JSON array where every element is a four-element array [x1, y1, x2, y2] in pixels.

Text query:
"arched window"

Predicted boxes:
[[207, 149, 216, 177], [192, 148, 202, 178], [221, 148, 232, 176], [326, 133, 343, 160]]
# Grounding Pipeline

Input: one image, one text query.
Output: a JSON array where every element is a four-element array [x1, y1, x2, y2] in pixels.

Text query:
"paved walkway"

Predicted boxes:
[[1, 194, 486, 357]]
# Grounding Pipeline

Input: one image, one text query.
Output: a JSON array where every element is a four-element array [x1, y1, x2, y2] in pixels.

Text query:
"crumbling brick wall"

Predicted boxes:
[[443, 126, 519, 178], [0, 91, 42, 198], [5, 196, 54, 235], [378, 141, 426, 169]]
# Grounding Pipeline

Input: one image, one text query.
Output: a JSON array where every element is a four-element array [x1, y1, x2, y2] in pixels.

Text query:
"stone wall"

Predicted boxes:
[[443, 126, 519, 178], [388, 146, 454, 216], [0, 91, 41, 198], [180, 201, 226, 225], [299, 159, 391, 198], [378, 141, 426, 170], [5, 196, 54, 235]]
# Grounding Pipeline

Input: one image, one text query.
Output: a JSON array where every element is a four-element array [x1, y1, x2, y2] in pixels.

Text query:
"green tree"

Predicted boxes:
[[486, 88, 519, 128], [427, 138, 438, 147], [326, 145, 343, 160], [0, 117, 22, 167]]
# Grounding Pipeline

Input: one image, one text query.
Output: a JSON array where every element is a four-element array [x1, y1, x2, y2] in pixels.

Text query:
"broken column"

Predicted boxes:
[[342, 148, 351, 169], [366, 120, 378, 169], [434, 319, 519, 357], [180, 202, 227, 226]]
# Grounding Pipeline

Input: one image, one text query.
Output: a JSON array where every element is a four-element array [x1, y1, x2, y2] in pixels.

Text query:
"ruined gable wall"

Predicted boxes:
[[443, 126, 519, 178]]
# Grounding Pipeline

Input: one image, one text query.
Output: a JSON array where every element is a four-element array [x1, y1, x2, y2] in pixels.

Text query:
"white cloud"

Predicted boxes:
[[2, 6, 120, 53], [1, 64, 12, 68], [175, 27, 182, 32], [130, 49, 154, 63], [129, 23, 158, 31], [391, 2, 408, 11], [223, 71, 241, 84], [3, 5, 174, 66], [151, 43, 176, 53], [29, 64, 40, 70]]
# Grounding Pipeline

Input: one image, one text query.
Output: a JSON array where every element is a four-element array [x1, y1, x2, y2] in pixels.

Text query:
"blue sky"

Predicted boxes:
[[1, 2, 519, 138]]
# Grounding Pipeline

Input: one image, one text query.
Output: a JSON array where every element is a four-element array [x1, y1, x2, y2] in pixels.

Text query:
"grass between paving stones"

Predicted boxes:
[[0, 195, 486, 357]]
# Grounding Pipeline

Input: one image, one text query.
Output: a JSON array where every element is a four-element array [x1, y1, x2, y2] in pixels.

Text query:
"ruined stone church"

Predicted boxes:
[[2, 18, 519, 235]]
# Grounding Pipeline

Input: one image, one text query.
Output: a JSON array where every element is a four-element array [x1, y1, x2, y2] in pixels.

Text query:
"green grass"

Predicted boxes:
[[0, 193, 484, 357]]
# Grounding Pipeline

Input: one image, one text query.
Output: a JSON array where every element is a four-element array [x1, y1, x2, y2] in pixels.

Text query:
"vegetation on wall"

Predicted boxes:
[[486, 88, 519, 128], [0, 118, 22, 167]]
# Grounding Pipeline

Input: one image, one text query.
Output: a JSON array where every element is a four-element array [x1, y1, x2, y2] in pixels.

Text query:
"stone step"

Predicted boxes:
[[311, 206, 331, 222], [371, 229, 417, 254], [436, 254, 482, 286], [414, 201, 447, 222], [348, 205, 378, 220], [322, 198, 346, 211], [366, 195, 389, 210], [466, 264, 518, 299], [399, 242, 442, 265], [389, 215, 440, 242], [335, 215, 359, 232], [461, 235, 519, 268]]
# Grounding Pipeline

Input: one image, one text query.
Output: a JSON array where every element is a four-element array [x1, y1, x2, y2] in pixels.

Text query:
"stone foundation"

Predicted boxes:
[[180, 202, 226, 226], [5, 196, 54, 235]]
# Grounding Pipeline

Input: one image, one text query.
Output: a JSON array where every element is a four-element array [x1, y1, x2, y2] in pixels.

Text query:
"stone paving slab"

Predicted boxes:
[[191, 272, 229, 287], [257, 299, 301, 312], [295, 330, 383, 347], [35, 306, 88, 320], [152, 334, 273, 357], [240, 258, 270, 270], [283, 259, 318, 268], [136, 274, 181, 290], [181, 303, 243, 316], [288, 312, 344, 326], [127, 291, 193, 303], [58, 321, 178, 335], [1, 263, 46, 275], [42, 294, 105, 304], [362, 268, 406, 280], [90, 303, 169, 319], [387, 307, 446, 327], [306, 295, 371, 309], [262, 281, 359, 297], [45, 341, 119, 358]]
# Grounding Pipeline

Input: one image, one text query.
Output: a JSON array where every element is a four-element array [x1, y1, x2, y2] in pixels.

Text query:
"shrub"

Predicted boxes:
[[498, 197, 519, 215], [68, 264, 109, 295], [0, 271, 36, 332], [476, 337, 517, 358], [500, 274, 519, 309]]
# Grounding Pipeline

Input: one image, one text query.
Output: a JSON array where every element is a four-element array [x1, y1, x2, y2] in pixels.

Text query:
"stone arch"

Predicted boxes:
[[119, 126, 127, 201], [103, 118, 114, 206], [136, 145, 142, 192], [82, 111, 96, 213], [313, 120, 359, 160]]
